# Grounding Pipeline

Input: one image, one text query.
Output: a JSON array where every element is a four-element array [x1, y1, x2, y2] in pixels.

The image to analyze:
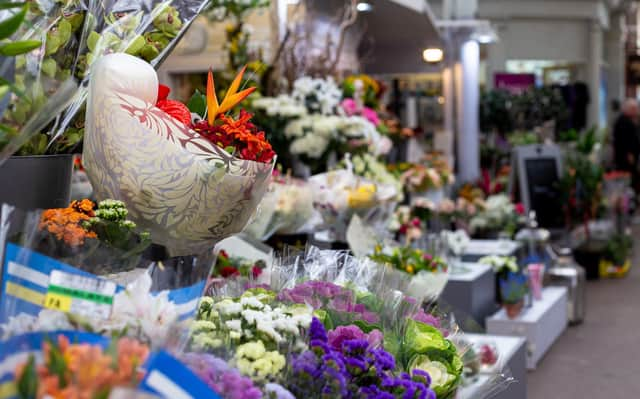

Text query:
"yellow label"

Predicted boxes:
[[43, 292, 72, 313], [5, 282, 45, 306], [0, 381, 17, 399]]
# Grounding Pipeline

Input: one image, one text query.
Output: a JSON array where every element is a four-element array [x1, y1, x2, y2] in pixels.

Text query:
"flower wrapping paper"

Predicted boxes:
[[83, 54, 273, 256]]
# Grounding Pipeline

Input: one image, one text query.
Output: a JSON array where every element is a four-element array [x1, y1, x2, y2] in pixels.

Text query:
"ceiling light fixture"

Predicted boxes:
[[423, 48, 444, 63], [357, 2, 372, 12]]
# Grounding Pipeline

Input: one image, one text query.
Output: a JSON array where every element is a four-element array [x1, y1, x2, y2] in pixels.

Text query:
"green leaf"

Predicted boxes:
[[0, 2, 25, 10], [41, 57, 56, 77], [187, 89, 206, 116], [0, 39, 40, 55], [16, 355, 37, 399], [0, 4, 26, 40], [87, 30, 100, 52]]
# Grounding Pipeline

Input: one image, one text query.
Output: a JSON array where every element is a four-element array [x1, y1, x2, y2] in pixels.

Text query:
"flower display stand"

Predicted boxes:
[[457, 334, 527, 399], [462, 240, 522, 262], [486, 287, 568, 370], [440, 263, 497, 327]]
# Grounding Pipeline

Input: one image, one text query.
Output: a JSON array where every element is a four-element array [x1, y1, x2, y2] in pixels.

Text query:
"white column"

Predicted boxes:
[[456, 40, 481, 182], [588, 22, 604, 128], [605, 12, 626, 109]]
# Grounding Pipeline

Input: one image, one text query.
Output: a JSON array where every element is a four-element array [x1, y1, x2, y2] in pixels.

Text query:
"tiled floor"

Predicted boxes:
[[527, 241, 639, 398]]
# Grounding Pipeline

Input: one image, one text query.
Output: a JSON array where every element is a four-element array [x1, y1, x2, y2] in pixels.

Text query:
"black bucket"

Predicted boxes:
[[0, 154, 73, 210]]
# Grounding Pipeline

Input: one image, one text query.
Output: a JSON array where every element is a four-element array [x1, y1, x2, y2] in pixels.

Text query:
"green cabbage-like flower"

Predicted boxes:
[[403, 319, 463, 398], [409, 357, 457, 398]]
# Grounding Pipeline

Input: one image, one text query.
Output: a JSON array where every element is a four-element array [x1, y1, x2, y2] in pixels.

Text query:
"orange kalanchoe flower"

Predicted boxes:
[[39, 200, 97, 246], [206, 66, 256, 124]]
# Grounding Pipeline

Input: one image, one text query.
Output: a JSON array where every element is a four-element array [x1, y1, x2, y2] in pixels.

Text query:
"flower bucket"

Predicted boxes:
[[0, 155, 73, 210], [598, 258, 631, 279]]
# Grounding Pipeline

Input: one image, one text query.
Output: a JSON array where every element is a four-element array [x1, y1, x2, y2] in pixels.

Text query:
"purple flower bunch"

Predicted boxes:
[[286, 318, 436, 399], [328, 325, 383, 350], [412, 309, 441, 330], [278, 281, 379, 324], [181, 353, 263, 399]]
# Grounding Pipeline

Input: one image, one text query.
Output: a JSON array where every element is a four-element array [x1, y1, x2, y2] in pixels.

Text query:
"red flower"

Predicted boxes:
[[191, 110, 275, 163], [155, 84, 192, 125], [514, 203, 525, 215], [252, 265, 263, 278], [220, 266, 240, 278]]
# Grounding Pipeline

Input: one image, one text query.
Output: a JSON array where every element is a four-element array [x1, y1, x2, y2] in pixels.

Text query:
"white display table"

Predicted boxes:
[[462, 239, 522, 262], [441, 263, 497, 326], [486, 287, 568, 370], [457, 334, 527, 399]]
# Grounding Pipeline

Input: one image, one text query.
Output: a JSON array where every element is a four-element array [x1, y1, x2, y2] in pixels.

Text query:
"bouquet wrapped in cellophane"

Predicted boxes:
[[0, 200, 214, 348], [309, 155, 398, 242], [83, 53, 274, 256], [1, 0, 211, 158], [0, 330, 223, 398], [263, 246, 513, 398], [243, 173, 314, 241]]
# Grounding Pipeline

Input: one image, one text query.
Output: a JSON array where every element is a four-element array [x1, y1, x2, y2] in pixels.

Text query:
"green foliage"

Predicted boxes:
[[187, 89, 207, 117], [83, 200, 151, 257], [15, 355, 37, 399], [575, 126, 598, 155], [480, 87, 569, 135], [558, 128, 604, 229], [558, 128, 579, 142], [0, 3, 27, 40], [604, 234, 633, 266]]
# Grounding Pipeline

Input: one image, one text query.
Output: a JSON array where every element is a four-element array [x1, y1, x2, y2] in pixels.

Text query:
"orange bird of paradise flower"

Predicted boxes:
[[207, 66, 256, 125]]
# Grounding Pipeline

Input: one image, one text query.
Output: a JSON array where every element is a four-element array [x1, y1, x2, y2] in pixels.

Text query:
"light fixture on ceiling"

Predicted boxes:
[[286, 0, 299, 4], [357, 2, 373, 12], [470, 23, 498, 44], [423, 48, 444, 63]]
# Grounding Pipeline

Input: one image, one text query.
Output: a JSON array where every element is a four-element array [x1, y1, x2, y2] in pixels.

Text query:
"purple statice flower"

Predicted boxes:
[[181, 353, 262, 399], [264, 383, 296, 399], [309, 317, 328, 342], [370, 348, 395, 371], [285, 318, 436, 399]]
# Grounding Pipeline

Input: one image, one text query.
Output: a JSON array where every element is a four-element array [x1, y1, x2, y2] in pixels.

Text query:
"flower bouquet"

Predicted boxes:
[[83, 53, 274, 256], [1, 0, 210, 158], [1, 331, 221, 399], [370, 246, 449, 302], [469, 195, 524, 239], [309, 159, 398, 242], [212, 250, 265, 279], [243, 174, 314, 241], [0, 200, 214, 346]]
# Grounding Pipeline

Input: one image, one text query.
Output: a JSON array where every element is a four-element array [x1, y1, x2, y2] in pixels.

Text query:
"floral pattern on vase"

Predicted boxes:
[[84, 54, 273, 256]]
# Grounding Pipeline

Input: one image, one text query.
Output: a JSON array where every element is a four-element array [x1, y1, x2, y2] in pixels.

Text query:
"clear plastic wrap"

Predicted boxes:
[[309, 161, 398, 243], [0, 201, 214, 347], [83, 53, 274, 256], [266, 245, 514, 399], [1, 0, 211, 160], [0, 331, 220, 398], [243, 175, 314, 241]]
